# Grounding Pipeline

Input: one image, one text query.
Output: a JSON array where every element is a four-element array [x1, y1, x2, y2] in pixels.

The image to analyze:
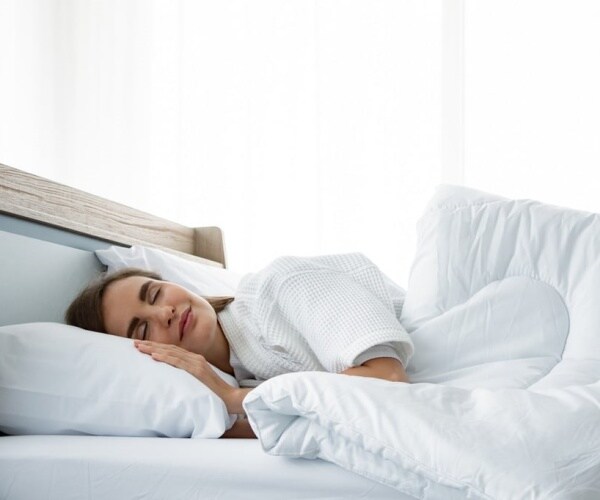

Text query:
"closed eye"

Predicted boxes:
[[138, 322, 148, 341], [151, 287, 161, 304]]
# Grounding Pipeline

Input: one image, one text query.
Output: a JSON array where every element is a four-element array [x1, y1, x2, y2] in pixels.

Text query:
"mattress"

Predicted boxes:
[[0, 435, 404, 499]]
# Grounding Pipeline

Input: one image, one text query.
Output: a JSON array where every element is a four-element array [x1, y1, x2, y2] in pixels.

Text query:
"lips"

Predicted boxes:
[[179, 306, 192, 340]]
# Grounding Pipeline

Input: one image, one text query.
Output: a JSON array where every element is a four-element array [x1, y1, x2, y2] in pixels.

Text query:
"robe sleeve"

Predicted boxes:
[[271, 267, 414, 373]]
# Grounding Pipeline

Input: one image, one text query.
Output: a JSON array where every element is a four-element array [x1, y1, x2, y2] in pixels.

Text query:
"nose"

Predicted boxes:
[[152, 304, 176, 328]]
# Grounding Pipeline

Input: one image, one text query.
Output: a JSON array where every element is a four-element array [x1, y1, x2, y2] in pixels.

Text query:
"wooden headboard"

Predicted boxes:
[[0, 163, 226, 268]]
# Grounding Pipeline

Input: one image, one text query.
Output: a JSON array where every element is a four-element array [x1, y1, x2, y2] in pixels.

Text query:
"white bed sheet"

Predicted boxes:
[[0, 435, 404, 499]]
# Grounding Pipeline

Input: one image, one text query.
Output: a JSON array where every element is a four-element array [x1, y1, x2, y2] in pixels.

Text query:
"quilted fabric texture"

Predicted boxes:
[[401, 184, 600, 390]]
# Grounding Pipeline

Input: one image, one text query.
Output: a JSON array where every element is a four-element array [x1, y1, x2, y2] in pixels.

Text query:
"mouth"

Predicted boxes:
[[179, 306, 192, 340]]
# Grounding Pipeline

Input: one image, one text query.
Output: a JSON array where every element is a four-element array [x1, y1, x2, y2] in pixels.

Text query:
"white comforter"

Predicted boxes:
[[244, 185, 600, 499]]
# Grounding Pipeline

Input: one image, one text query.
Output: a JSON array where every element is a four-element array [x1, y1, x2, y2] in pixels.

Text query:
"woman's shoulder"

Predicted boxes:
[[236, 253, 379, 296], [265, 252, 375, 273]]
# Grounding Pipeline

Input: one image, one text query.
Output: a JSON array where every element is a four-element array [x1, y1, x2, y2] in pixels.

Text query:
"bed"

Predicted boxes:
[[0, 163, 402, 499], [2, 163, 600, 499]]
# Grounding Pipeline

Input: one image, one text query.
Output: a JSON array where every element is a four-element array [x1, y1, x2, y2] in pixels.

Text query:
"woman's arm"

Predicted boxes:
[[221, 417, 256, 438], [222, 387, 254, 415], [223, 359, 406, 438], [222, 359, 407, 438], [341, 357, 409, 382]]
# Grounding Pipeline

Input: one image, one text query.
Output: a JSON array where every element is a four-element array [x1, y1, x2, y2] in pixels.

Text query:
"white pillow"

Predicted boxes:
[[95, 245, 243, 296], [0, 322, 238, 438]]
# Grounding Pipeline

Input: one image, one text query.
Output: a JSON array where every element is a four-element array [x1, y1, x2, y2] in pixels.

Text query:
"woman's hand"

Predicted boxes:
[[341, 357, 409, 383], [134, 340, 245, 413]]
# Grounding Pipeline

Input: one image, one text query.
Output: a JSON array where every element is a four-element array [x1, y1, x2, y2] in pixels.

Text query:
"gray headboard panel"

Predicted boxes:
[[0, 213, 117, 253], [0, 229, 105, 326]]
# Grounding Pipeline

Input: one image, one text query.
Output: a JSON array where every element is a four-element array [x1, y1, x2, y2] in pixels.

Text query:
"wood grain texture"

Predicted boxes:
[[0, 163, 226, 268], [194, 227, 227, 269]]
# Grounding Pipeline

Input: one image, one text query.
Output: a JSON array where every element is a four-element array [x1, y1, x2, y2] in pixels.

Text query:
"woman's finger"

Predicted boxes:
[[151, 352, 182, 365], [134, 340, 157, 347], [143, 346, 197, 365], [134, 340, 180, 351], [135, 342, 187, 356], [134, 340, 170, 350], [135, 342, 165, 353], [151, 352, 200, 377]]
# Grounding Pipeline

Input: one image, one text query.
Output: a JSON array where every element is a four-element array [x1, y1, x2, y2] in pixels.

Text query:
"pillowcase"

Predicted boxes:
[[0, 322, 238, 438], [95, 245, 243, 296]]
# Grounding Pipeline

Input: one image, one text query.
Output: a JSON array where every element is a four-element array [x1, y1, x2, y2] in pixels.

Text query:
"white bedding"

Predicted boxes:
[[0, 435, 404, 499], [244, 185, 600, 499]]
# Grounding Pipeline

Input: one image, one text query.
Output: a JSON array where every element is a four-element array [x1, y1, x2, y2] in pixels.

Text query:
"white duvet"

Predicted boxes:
[[244, 185, 600, 499]]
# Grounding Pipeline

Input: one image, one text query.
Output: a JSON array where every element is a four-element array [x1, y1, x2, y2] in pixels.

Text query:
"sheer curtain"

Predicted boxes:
[[463, 0, 600, 212], [0, 0, 444, 285], [2, 1, 598, 283]]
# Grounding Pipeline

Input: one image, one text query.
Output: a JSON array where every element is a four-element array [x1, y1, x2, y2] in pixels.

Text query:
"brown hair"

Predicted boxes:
[[65, 267, 234, 333]]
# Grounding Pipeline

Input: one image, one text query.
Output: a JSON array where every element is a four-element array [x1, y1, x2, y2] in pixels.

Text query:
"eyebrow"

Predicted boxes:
[[126, 280, 152, 339]]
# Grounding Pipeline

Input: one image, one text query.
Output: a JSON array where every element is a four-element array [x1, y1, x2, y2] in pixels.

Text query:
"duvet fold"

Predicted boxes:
[[244, 372, 600, 499]]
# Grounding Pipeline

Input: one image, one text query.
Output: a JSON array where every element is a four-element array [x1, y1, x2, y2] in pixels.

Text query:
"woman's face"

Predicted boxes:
[[102, 276, 218, 355]]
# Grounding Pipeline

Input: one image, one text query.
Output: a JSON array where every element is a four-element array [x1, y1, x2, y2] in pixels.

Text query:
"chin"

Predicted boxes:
[[185, 324, 215, 354]]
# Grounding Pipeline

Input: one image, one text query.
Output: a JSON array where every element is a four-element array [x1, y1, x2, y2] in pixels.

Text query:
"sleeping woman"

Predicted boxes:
[[65, 253, 413, 438]]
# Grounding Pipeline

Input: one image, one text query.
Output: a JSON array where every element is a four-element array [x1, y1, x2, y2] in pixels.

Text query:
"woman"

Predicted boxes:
[[66, 253, 414, 438]]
